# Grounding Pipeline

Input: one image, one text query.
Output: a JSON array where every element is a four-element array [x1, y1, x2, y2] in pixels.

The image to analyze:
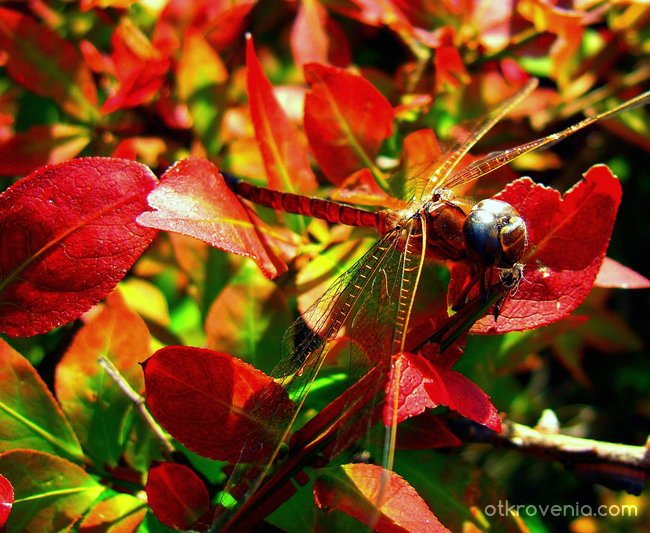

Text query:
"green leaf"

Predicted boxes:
[[0, 340, 84, 463], [0, 449, 104, 532]]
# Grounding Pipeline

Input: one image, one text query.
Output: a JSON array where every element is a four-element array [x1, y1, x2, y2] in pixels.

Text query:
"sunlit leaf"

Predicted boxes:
[[55, 290, 152, 468], [137, 158, 287, 279], [0, 339, 84, 462], [291, 0, 330, 66], [384, 352, 501, 432], [102, 19, 170, 114], [78, 492, 147, 532], [435, 28, 470, 92], [119, 278, 171, 328], [314, 463, 449, 532], [595, 257, 650, 288], [112, 137, 168, 168], [517, 0, 585, 90], [0, 158, 158, 336], [0, 449, 104, 532], [177, 28, 228, 155], [81, 0, 137, 9]]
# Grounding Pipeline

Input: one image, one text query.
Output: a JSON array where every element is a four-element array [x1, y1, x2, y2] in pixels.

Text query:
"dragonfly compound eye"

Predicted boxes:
[[463, 199, 527, 267]]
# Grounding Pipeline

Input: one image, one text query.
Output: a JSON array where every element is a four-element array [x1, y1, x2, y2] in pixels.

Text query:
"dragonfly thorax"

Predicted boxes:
[[421, 199, 468, 261], [462, 199, 527, 268]]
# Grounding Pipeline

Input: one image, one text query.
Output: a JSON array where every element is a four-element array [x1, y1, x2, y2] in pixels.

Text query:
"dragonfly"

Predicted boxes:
[[214, 80, 650, 530]]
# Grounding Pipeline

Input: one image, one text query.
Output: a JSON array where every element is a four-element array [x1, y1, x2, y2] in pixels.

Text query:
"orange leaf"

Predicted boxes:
[[0, 8, 98, 121], [315, 463, 449, 532], [246, 36, 318, 194]]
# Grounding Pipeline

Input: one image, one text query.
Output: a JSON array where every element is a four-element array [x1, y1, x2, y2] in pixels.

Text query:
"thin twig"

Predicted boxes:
[[98, 355, 175, 455]]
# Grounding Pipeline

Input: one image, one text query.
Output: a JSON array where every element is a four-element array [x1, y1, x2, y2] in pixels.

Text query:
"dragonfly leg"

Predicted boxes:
[[451, 264, 480, 311], [480, 266, 493, 303], [492, 263, 524, 319]]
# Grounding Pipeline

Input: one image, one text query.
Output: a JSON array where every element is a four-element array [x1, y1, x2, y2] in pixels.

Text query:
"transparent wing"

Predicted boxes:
[[216, 214, 428, 529], [441, 88, 650, 191], [416, 78, 539, 200]]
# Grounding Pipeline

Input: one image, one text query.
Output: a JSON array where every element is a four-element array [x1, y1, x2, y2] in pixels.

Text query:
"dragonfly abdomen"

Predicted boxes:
[[223, 172, 381, 230]]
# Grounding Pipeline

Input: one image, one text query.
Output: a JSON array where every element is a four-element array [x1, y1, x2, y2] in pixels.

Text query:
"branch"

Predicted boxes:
[[449, 411, 650, 494]]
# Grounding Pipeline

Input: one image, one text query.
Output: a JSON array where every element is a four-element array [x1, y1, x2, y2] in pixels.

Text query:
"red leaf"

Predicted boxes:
[[102, 19, 170, 114], [0, 158, 157, 337], [136, 158, 287, 279], [402, 129, 442, 169], [112, 137, 168, 168], [246, 36, 317, 194], [0, 8, 98, 121], [434, 29, 470, 92], [384, 353, 501, 432], [595, 257, 650, 289], [291, 0, 330, 66], [142, 346, 294, 462], [396, 412, 463, 451], [0, 124, 90, 176], [304, 63, 394, 185], [468, 165, 622, 334], [314, 463, 449, 533], [0, 473, 13, 528], [154, 0, 255, 55], [146, 462, 210, 530]]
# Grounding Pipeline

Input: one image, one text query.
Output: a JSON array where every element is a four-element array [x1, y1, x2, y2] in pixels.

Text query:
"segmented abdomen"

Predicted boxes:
[[223, 172, 381, 230]]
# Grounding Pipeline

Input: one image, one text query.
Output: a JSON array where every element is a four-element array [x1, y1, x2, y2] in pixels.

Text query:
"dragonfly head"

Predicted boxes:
[[462, 199, 527, 268]]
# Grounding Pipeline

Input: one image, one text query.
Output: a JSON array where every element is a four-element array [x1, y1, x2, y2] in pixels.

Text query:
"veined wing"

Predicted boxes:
[[441, 88, 650, 192], [216, 214, 428, 529], [416, 78, 539, 201]]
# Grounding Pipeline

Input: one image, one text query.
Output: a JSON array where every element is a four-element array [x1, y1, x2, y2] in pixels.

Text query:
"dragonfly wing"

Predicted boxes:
[[418, 78, 538, 200], [442, 88, 650, 191], [217, 214, 429, 528]]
